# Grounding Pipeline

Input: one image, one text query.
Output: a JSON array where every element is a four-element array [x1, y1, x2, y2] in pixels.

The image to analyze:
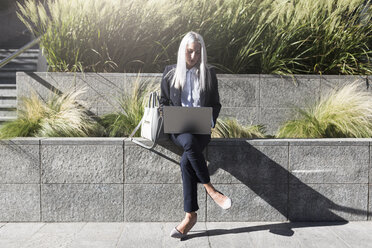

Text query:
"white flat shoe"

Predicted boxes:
[[215, 190, 232, 210]]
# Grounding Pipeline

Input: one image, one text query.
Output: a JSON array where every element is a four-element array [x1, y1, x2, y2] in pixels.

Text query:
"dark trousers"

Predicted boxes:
[[170, 133, 211, 213]]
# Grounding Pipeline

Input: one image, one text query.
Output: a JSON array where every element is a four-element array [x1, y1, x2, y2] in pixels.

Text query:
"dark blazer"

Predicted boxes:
[[159, 64, 222, 128]]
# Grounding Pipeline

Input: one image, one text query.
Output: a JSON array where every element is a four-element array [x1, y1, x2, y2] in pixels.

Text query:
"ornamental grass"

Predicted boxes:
[[17, 0, 371, 75], [98, 77, 159, 137], [0, 88, 100, 139], [212, 118, 266, 138], [276, 82, 372, 138]]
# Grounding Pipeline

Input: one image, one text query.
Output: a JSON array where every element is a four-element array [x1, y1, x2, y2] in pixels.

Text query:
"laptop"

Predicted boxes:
[[163, 106, 212, 134]]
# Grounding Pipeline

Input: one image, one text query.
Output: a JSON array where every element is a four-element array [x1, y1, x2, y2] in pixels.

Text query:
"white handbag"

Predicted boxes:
[[129, 91, 168, 149]]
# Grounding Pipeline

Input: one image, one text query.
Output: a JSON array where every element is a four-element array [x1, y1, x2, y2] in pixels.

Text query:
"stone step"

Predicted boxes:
[[0, 85, 17, 95], [0, 116, 17, 123], [0, 109, 17, 117], [0, 64, 37, 71], [0, 96, 16, 105]]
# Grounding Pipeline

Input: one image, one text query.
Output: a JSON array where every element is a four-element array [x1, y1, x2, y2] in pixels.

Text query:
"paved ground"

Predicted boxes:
[[0, 221, 371, 248]]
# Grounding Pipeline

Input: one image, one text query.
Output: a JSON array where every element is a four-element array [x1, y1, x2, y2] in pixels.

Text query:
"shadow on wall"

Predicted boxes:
[[181, 140, 368, 239]]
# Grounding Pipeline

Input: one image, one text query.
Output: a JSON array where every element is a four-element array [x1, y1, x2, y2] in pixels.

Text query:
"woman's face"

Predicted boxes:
[[185, 42, 201, 69]]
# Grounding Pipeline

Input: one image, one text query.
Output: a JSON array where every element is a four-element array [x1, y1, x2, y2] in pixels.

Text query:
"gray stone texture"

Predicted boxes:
[[41, 184, 123, 222], [0, 184, 40, 221], [207, 143, 288, 184], [260, 75, 320, 108], [218, 107, 258, 126], [124, 184, 206, 222], [41, 141, 123, 183], [124, 139, 182, 184], [206, 184, 287, 222], [289, 145, 369, 184], [217, 77, 259, 107], [288, 183, 368, 221], [259, 107, 296, 135], [0, 140, 40, 183]]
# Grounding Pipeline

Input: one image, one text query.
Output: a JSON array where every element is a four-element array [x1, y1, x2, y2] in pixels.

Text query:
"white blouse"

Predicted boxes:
[[181, 67, 200, 107]]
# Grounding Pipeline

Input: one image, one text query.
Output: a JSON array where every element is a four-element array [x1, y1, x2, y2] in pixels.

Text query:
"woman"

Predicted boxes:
[[159, 31, 232, 239]]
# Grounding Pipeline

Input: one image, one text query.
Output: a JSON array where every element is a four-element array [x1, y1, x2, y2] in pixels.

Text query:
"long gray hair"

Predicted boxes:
[[170, 31, 212, 92]]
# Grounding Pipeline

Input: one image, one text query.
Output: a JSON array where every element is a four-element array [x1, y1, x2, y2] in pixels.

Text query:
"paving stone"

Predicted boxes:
[[291, 223, 350, 248], [116, 223, 163, 248], [0, 184, 40, 221], [0, 141, 40, 183], [289, 145, 369, 183], [326, 221, 372, 247], [0, 223, 45, 248], [289, 183, 368, 221], [206, 184, 287, 222], [123, 184, 206, 222], [41, 143, 123, 183], [208, 144, 288, 184], [41, 184, 123, 222]]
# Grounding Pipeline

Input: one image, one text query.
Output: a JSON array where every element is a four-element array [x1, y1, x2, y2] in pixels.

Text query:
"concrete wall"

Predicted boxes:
[[0, 137, 370, 222], [16, 72, 370, 135]]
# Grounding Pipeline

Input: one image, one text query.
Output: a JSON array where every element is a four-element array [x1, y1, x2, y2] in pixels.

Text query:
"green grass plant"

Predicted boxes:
[[99, 78, 158, 137], [212, 118, 266, 138], [277, 82, 372, 138], [17, 0, 371, 75], [0, 88, 100, 139]]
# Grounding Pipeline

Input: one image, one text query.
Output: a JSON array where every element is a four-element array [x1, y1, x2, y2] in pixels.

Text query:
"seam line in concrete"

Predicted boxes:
[[205, 222, 212, 248], [123, 140, 125, 222], [39, 138, 42, 222], [368, 142, 370, 220], [287, 141, 290, 221], [327, 226, 353, 248]]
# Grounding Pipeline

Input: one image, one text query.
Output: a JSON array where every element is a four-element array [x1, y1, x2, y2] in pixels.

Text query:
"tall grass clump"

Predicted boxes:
[[99, 78, 158, 137], [0, 89, 100, 139], [212, 118, 266, 138], [277, 82, 372, 138], [17, 0, 371, 75]]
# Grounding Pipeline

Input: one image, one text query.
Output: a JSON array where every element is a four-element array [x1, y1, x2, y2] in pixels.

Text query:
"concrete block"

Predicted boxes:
[[320, 74, 369, 95], [41, 141, 123, 183], [288, 183, 368, 221], [0, 184, 40, 221], [206, 184, 287, 221], [218, 107, 259, 126], [17, 72, 76, 113], [123, 184, 206, 222], [260, 75, 320, 108], [259, 107, 296, 135], [0, 141, 40, 183], [289, 145, 369, 183], [218, 77, 259, 107], [41, 184, 123, 222], [207, 144, 288, 184], [124, 139, 182, 183]]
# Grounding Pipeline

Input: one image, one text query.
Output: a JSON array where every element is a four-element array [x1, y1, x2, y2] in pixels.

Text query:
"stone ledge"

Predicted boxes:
[[0, 137, 371, 222]]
